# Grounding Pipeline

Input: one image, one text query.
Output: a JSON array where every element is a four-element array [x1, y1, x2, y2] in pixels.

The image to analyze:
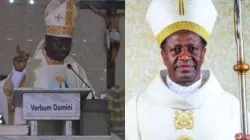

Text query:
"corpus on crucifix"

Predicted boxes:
[[88, 3, 124, 88], [88, 4, 124, 67]]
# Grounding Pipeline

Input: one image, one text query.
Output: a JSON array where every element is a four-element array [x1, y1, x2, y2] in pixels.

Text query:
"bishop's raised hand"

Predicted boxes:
[[13, 44, 29, 72]]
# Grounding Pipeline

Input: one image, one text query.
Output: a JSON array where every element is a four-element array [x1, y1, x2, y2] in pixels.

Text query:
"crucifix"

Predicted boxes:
[[80, 0, 125, 89]]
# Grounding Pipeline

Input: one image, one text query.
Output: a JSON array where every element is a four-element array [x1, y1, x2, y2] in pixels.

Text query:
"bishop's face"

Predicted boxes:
[[161, 30, 206, 86], [45, 35, 72, 61]]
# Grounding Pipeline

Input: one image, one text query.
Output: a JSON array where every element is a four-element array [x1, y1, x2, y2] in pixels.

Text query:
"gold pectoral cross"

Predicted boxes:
[[179, 0, 185, 15]]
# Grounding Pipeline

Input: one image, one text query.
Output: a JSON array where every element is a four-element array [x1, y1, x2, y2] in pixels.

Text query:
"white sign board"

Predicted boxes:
[[23, 93, 80, 120]]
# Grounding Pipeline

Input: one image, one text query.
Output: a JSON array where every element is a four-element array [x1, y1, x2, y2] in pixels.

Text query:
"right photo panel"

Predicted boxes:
[[125, 0, 250, 139]]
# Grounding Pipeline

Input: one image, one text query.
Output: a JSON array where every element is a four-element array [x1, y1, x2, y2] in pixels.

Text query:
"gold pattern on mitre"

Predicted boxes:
[[178, 0, 185, 15], [177, 135, 193, 140], [46, 25, 74, 37], [45, 0, 77, 38], [156, 21, 210, 45], [66, 0, 74, 26], [174, 110, 194, 129], [146, 0, 218, 45], [171, 0, 187, 16]]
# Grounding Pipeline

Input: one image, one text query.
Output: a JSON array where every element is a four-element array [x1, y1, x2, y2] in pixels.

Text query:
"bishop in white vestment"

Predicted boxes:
[[126, 0, 250, 139], [0, 0, 96, 135], [126, 70, 250, 140]]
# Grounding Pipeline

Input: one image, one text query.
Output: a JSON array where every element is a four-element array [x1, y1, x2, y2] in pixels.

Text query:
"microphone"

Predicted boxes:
[[67, 64, 95, 100]]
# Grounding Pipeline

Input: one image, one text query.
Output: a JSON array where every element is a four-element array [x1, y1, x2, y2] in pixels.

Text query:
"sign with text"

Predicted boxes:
[[29, 103, 75, 112], [23, 93, 80, 120]]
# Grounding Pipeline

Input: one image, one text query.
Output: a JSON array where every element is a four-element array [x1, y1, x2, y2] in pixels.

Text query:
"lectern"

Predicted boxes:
[[12, 88, 90, 136]]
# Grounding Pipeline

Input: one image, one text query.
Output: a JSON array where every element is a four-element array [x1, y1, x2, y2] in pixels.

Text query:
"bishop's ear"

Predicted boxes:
[[161, 49, 169, 66], [160, 39, 168, 65]]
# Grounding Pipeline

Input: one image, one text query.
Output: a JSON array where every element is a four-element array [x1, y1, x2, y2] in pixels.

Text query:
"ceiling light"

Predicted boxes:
[[29, 0, 34, 4]]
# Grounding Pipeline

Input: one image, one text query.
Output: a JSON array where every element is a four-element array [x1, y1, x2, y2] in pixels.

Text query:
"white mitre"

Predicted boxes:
[[146, 0, 218, 45], [44, 0, 78, 38]]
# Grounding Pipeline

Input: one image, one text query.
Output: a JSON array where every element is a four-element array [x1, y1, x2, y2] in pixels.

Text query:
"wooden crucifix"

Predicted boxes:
[[84, 0, 125, 89]]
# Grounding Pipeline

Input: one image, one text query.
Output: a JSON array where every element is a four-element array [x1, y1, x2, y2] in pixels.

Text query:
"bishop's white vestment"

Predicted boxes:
[[126, 70, 250, 140], [0, 0, 96, 135], [0, 46, 96, 135]]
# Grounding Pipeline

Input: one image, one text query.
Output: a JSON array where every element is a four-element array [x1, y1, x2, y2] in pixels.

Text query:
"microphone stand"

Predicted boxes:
[[68, 65, 95, 100]]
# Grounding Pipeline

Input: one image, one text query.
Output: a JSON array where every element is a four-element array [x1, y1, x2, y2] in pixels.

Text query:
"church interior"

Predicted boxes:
[[0, 0, 125, 139]]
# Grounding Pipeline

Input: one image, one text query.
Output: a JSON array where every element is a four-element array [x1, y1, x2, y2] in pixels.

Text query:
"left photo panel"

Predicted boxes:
[[0, 0, 125, 139]]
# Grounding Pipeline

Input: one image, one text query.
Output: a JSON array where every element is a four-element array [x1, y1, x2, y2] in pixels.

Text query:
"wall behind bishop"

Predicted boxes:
[[0, 0, 125, 96], [126, 0, 250, 105]]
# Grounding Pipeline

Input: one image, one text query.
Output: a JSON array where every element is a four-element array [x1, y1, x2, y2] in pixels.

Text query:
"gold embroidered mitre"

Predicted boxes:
[[45, 0, 78, 38], [145, 0, 218, 45]]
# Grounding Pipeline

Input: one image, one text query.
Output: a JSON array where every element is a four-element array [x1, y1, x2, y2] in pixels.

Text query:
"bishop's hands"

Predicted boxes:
[[13, 44, 29, 72], [235, 133, 250, 140]]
